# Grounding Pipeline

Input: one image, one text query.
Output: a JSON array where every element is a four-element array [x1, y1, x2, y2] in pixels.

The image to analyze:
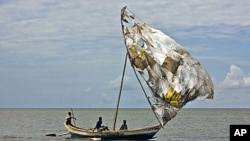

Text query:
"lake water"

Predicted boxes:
[[0, 108, 249, 141]]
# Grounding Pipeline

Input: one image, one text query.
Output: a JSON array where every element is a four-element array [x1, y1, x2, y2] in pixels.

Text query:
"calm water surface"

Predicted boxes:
[[0, 108, 249, 141]]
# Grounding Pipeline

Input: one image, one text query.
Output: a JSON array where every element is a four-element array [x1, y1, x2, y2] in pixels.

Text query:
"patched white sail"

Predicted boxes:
[[121, 6, 214, 125]]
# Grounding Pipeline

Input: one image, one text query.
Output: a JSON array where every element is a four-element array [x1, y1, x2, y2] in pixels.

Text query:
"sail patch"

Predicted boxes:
[[128, 47, 147, 71], [162, 57, 180, 74], [164, 87, 182, 107]]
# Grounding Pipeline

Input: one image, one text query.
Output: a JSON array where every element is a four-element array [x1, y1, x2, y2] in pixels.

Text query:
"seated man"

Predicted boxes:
[[120, 120, 128, 130], [94, 117, 109, 132]]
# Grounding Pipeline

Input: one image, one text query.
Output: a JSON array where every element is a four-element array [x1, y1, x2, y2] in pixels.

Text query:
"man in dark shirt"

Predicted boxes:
[[95, 117, 103, 129], [120, 120, 128, 130], [94, 117, 109, 131], [65, 112, 76, 126]]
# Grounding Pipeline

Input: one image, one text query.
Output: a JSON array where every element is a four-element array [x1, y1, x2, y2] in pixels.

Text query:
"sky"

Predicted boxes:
[[0, 0, 250, 108]]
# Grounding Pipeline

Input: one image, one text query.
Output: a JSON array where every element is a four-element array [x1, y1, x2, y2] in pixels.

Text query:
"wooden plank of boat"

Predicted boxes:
[[64, 122, 162, 140]]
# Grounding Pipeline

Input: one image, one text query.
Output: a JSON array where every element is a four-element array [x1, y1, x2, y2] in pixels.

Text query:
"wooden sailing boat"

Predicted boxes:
[[64, 123, 162, 140], [64, 6, 214, 140]]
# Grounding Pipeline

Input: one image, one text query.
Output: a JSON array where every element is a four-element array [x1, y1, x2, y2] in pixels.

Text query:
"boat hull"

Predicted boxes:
[[64, 123, 162, 140]]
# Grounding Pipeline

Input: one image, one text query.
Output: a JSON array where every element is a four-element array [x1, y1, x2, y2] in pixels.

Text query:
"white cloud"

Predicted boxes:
[[100, 93, 113, 104], [84, 87, 91, 92], [0, 0, 250, 108], [0, 0, 249, 63], [186, 65, 250, 108], [219, 65, 250, 89], [107, 75, 134, 90]]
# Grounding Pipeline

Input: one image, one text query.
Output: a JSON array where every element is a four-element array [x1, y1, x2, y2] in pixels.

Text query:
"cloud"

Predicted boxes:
[[84, 87, 91, 92], [170, 25, 250, 42], [198, 56, 250, 67], [0, 0, 249, 108], [107, 75, 135, 90], [1, 1, 249, 64], [186, 65, 250, 108], [219, 65, 250, 89], [100, 93, 116, 106]]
